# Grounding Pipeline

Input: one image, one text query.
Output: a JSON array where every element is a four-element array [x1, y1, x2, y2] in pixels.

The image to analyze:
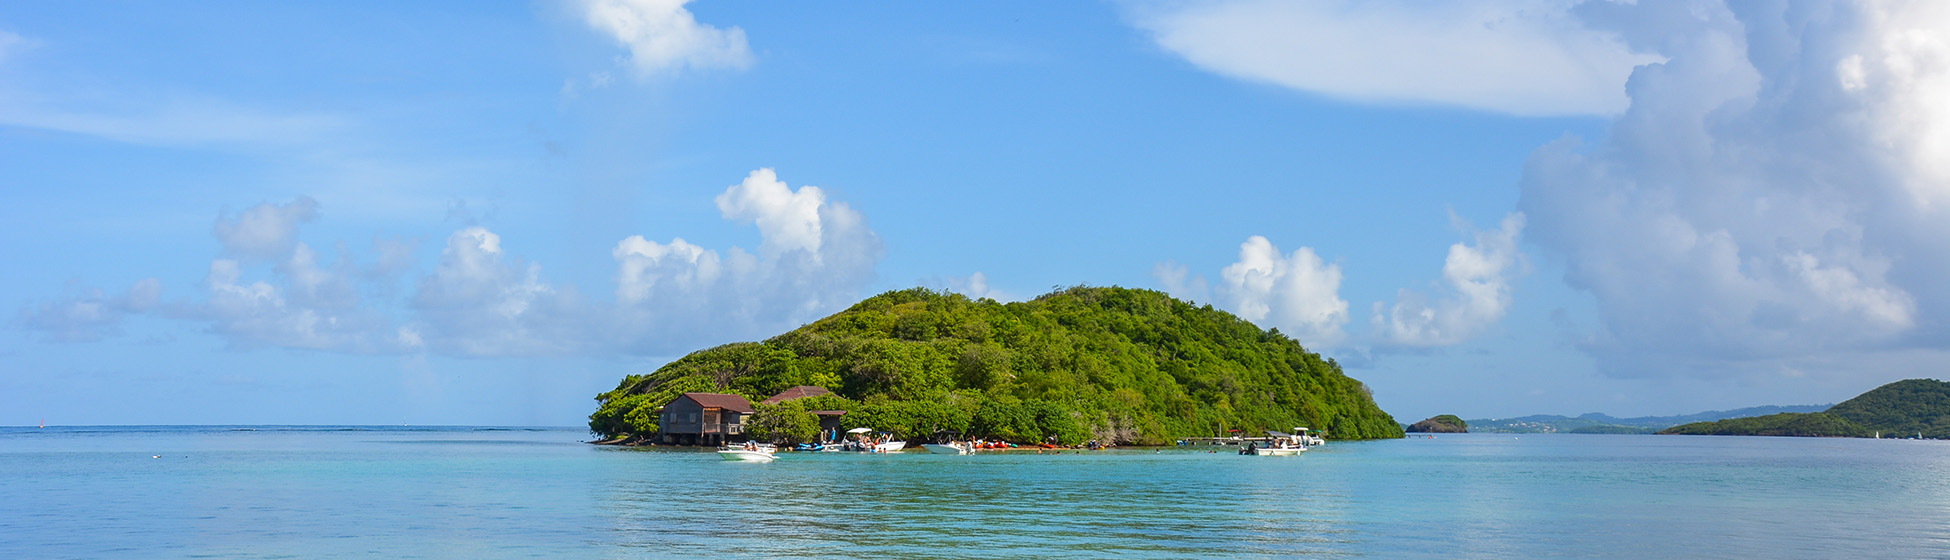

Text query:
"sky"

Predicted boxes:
[[5, 0, 1950, 427]]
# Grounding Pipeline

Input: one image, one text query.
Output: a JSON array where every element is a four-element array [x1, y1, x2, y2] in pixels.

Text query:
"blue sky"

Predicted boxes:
[[6, 1, 1949, 426]]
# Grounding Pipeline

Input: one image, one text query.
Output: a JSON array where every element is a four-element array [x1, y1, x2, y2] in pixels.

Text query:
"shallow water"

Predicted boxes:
[[2, 427, 1946, 559]]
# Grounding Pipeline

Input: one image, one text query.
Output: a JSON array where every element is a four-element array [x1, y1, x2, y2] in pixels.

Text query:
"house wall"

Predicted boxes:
[[661, 398, 704, 434]]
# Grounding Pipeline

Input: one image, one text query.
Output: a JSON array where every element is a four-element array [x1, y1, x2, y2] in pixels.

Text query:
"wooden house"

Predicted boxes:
[[657, 393, 755, 446]]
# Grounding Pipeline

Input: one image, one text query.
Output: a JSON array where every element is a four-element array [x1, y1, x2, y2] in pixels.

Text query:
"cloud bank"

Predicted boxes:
[[21, 169, 883, 358], [1520, 0, 1950, 378], [1127, 0, 1662, 116]]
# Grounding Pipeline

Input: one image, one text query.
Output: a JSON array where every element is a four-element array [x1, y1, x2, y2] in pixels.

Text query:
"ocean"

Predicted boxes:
[[2, 426, 1945, 559]]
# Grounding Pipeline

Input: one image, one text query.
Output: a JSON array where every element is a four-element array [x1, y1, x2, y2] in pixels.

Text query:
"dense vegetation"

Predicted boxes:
[[1824, 379, 1950, 438], [1658, 412, 1868, 437], [1406, 414, 1467, 433], [1659, 379, 1950, 438], [590, 287, 1403, 445]]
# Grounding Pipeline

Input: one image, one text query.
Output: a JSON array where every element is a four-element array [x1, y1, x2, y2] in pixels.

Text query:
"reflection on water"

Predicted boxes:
[[2, 427, 1947, 559]]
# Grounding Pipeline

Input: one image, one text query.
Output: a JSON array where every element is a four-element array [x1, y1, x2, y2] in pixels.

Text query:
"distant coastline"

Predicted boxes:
[[1463, 404, 1832, 434]]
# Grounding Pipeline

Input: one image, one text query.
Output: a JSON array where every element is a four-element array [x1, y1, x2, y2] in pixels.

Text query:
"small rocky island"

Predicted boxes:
[[1407, 415, 1468, 433]]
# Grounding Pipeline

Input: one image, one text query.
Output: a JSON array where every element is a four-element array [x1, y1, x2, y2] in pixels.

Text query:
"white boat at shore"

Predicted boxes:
[[843, 428, 907, 453], [920, 442, 970, 455], [1240, 429, 1310, 456]]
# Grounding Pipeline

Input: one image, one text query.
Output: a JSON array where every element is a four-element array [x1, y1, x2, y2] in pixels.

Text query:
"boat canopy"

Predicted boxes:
[[846, 427, 873, 434]]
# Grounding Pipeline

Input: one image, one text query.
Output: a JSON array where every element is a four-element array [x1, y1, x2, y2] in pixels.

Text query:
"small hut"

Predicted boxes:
[[657, 393, 755, 446]]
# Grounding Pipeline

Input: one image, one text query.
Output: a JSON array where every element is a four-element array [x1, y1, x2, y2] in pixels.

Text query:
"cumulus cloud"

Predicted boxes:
[[1519, 0, 1950, 378], [607, 168, 884, 352], [1126, 0, 1662, 116], [580, 0, 753, 76], [1374, 213, 1526, 348], [1158, 237, 1351, 348], [1217, 237, 1350, 347]]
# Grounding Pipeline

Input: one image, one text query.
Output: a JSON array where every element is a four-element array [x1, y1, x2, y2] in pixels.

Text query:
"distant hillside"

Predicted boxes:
[[589, 287, 1404, 445], [1467, 404, 1832, 434], [1660, 379, 1950, 438]]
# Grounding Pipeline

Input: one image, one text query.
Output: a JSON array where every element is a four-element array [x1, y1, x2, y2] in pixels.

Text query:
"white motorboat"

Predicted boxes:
[[1240, 429, 1309, 456], [920, 442, 970, 455], [844, 428, 907, 453], [718, 443, 777, 462]]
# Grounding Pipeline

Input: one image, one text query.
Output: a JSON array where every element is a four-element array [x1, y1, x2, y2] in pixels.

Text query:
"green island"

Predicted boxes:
[[1659, 379, 1950, 438], [1406, 414, 1467, 433], [590, 286, 1404, 445]]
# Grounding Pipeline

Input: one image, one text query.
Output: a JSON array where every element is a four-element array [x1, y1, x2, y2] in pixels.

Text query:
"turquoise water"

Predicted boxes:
[[3, 427, 1947, 559]]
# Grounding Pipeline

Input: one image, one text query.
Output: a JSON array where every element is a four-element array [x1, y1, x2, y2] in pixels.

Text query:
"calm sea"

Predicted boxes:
[[2, 426, 1946, 559]]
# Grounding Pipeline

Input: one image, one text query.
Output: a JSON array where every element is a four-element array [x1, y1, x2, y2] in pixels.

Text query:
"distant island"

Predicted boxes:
[[589, 287, 1404, 446], [1466, 404, 1832, 434], [1407, 415, 1467, 433], [1660, 379, 1950, 438]]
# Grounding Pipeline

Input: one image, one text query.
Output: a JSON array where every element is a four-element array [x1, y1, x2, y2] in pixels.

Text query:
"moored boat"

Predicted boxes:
[[920, 442, 970, 455], [1240, 429, 1308, 456], [719, 442, 777, 462]]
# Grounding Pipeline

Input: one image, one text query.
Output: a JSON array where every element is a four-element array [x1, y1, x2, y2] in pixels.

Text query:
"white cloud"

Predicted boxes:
[[606, 168, 884, 352], [714, 168, 825, 257], [1374, 213, 1526, 347], [580, 0, 753, 76], [1519, 0, 1950, 379], [1126, 0, 1662, 116], [1182, 236, 1350, 348]]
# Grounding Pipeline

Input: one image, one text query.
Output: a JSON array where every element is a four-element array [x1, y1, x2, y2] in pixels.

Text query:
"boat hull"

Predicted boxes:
[[1245, 447, 1304, 456], [718, 450, 776, 462], [920, 443, 970, 455]]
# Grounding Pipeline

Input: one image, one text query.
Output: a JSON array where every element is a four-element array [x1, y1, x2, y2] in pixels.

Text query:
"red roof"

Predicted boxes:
[[760, 385, 832, 405], [679, 393, 754, 414]]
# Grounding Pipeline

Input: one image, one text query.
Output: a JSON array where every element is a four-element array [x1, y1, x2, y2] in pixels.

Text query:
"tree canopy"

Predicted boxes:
[[590, 286, 1403, 444]]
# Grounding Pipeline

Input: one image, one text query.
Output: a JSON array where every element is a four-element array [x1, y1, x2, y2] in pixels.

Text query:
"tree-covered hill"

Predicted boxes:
[[1824, 379, 1950, 438], [590, 287, 1404, 444], [1658, 412, 1869, 437], [1659, 379, 1950, 438]]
